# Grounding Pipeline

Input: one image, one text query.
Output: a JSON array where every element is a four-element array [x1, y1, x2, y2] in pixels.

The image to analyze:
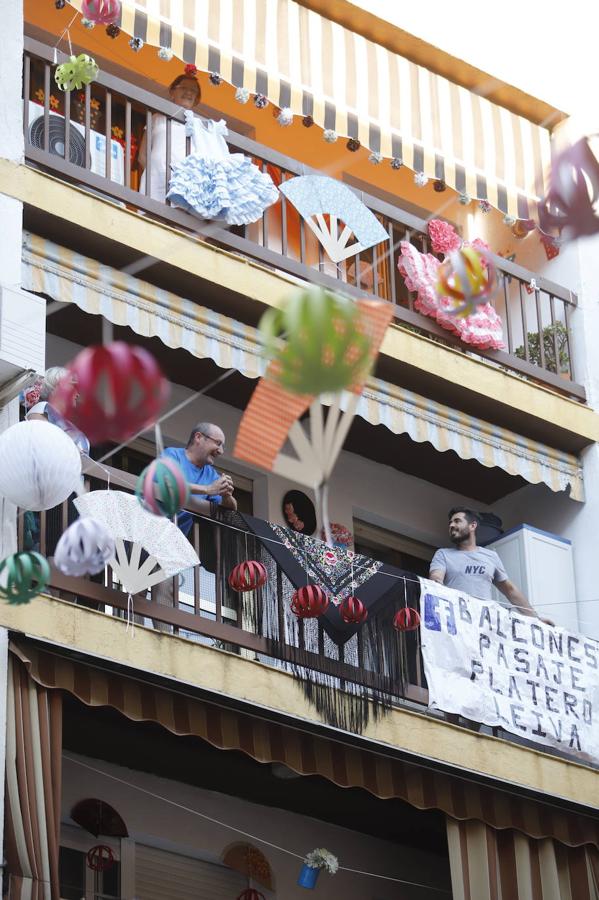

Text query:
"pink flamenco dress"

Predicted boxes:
[[398, 219, 505, 351]]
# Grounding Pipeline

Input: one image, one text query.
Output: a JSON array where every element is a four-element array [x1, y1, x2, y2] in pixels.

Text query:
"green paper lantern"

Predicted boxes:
[[135, 458, 190, 518], [55, 53, 99, 91], [259, 289, 372, 395], [0, 551, 51, 605]]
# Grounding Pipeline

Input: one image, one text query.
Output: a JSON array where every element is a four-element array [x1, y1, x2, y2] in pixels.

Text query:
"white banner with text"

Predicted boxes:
[[419, 579, 599, 764]]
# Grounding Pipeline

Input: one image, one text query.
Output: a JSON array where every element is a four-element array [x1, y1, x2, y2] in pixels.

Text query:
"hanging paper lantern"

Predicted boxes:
[[228, 561, 268, 592], [54, 517, 115, 577], [86, 845, 115, 872], [237, 890, 266, 900], [0, 552, 51, 605], [290, 585, 330, 618], [81, 0, 121, 24], [259, 288, 373, 395], [0, 421, 81, 510], [136, 459, 189, 518], [339, 596, 368, 624], [436, 246, 497, 316], [539, 137, 599, 240], [55, 54, 99, 92], [51, 342, 169, 445], [393, 607, 421, 632]]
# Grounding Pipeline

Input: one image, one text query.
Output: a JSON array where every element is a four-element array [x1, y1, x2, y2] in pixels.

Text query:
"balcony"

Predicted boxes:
[[21, 37, 584, 402]]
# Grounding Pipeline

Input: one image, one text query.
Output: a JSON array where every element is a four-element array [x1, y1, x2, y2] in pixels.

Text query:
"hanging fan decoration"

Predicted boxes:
[[339, 595, 368, 624], [278, 175, 389, 263], [74, 491, 199, 596], [136, 458, 189, 518], [393, 607, 421, 632], [81, 0, 121, 24], [0, 421, 82, 511], [539, 136, 599, 241], [54, 517, 115, 577], [0, 551, 51, 605], [228, 561, 268, 592], [290, 585, 330, 618], [259, 288, 373, 395], [55, 54, 99, 92], [436, 246, 497, 317], [51, 342, 169, 445]]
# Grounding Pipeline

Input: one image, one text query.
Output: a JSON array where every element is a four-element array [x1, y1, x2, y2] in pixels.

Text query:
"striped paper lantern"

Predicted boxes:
[[393, 607, 421, 632], [228, 561, 268, 592], [339, 596, 368, 624], [290, 585, 329, 618]]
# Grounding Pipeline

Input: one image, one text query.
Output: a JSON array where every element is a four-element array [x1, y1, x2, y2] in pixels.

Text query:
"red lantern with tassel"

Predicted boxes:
[[228, 561, 267, 592], [51, 342, 169, 445], [290, 585, 329, 618], [393, 607, 421, 632], [237, 890, 266, 900], [339, 596, 368, 624]]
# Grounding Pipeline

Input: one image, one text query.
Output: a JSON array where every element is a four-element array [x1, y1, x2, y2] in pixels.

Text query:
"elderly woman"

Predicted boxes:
[[26, 366, 90, 454]]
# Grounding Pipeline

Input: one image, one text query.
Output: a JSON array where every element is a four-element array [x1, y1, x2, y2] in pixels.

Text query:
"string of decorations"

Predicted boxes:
[[65, 754, 452, 894]]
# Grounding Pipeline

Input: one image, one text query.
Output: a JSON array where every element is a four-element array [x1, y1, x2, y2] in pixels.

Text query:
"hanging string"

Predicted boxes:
[[63, 754, 452, 894], [53, 9, 79, 63]]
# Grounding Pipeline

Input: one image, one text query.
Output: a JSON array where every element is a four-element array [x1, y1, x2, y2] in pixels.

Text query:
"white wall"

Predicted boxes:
[[62, 753, 449, 900]]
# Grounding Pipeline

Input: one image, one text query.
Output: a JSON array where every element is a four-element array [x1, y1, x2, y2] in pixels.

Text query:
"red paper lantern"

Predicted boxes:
[[81, 0, 121, 25], [237, 890, 266, 900], [51, 342, 169, 445], [393, 607, 421, 632], [339, 596, 368, 624], [86, 844, 115, 872], [290, 585, 329, 618], [228, 561, 267, 592]]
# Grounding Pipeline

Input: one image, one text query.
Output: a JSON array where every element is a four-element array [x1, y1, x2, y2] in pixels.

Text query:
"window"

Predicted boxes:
[[135, 843, 247, 899], [59, 843, 121, 900]]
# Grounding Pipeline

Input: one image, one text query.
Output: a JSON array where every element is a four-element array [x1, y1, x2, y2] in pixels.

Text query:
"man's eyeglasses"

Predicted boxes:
[[198, 431, 224, 450]]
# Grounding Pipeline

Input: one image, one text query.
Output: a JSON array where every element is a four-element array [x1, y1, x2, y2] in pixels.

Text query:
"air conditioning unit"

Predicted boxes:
[[27, 101, 125, 185]]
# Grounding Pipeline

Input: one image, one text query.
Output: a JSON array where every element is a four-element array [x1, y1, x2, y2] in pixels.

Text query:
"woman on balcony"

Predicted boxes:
[[138, 67, 278, 225]]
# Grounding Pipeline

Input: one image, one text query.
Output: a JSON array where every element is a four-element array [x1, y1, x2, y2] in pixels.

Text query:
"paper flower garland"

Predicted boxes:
[[0, 551, 51, 605], [55, 54, 99, 92], [259, 288, 373, 395], [346, 138, 360, 152], [235, 87, 250, 104], [503, 214, 516, 226], [414, 172, 428, 187], [0, 421, 82, 511], [433, 179, 446, 192], [458, 192, 472, 205], [390, 157, 403, 169], [158, 46, 174, 61], [136, 458, 189, 517], [302, 115, 314, 127], [129, 37, 144, 52], [55, 0, 66, 8], [479, 200, 492, 213], [54, 517, 115, 577], [81, 0, 121, 25], [323, 129, 337, 143], [277, 107, 293, 126], [254, 93, 268, 109], [209, 72, 223, 85], [106, 24, 120, 38], [82, 18, 95, 29], [368, 152, 383, 165]]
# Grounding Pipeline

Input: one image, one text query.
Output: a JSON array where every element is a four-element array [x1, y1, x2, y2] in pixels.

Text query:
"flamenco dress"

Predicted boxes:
[[167, 111, 279, 225]]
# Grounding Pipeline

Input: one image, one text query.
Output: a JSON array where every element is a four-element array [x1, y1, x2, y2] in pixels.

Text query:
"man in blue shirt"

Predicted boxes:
[[162, 422, 237, 536]]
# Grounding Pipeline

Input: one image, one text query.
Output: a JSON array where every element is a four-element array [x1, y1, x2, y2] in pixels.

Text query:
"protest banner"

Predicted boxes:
[[419, 579, 599, 763]]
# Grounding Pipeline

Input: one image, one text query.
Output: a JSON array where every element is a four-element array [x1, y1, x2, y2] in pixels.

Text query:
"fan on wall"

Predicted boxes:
[[279, 175, 389, 263], [74, 491, 199, 595]]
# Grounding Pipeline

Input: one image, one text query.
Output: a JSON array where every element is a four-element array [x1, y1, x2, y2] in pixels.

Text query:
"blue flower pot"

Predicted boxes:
[[297, 864, 320, 889]]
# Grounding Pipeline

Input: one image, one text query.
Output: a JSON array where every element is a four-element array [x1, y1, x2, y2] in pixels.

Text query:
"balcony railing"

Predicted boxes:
[[22, 37, 584, 401]]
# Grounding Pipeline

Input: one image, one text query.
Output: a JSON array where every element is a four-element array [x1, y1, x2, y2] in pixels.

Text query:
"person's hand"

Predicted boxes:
[[207, 474, 233, 496]]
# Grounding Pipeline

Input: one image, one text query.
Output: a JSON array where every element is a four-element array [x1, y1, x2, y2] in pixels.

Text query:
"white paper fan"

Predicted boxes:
[[74, 490, 199, 594]]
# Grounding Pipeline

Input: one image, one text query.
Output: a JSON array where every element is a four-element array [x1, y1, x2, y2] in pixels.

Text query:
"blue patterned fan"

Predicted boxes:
[[279, 175, 389, 263]]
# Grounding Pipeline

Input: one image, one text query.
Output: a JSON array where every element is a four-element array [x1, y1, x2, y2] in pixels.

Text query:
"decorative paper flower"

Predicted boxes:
[[209, 72, 223, 85], [503, 214, 516, 226], [50, 95, 60, 110], [458, 191, 472, 205], [129, 36, 144, 52], [185, 64, 198, 76], [368, 151, 383, 164], [479, 199, 492, 213], [81, 17, 95, 28], [277, 107, 293, 126], [302, 115, 314, 127], [235, 87, 250, 104], [253, 93, 269, 109], [346, 138, 361, 152], [55, 54, 99, 92], [390, 157, 403, 169], [323, 129, 338, 143], [158, 46, 174, 61], [414, 171, 428, 187], [433, 179, 446, 192], [106, 24, 120, 38], [427, 219, 461, 255], [304, 849, 339, 875], [55, 0, 66, 8], [111, 125, 124, 140]]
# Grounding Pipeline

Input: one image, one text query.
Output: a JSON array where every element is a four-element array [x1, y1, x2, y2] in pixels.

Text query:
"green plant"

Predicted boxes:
[[515, 322, 570, 374]]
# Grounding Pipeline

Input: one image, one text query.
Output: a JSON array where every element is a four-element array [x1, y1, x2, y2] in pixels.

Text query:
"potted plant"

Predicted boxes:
[[297, 848, 339, 889], [515, 322, 570, 376]]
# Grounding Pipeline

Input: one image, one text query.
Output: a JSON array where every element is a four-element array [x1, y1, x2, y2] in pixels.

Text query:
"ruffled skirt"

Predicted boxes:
[[398, 241, 506, 351], [167, 152, 279, 225]]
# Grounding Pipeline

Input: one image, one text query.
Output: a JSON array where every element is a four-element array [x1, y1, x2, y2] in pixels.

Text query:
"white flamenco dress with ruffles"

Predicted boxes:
[[167, 111, 279, 225]]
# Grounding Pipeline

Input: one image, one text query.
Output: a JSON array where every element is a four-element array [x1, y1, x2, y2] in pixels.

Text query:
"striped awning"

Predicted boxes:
[[22, 232, 583, 500], [66, 0, 551, 217], [11, 641, 599, 849]]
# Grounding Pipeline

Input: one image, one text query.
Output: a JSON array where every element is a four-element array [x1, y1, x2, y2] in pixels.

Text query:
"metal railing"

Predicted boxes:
[[22, 37, 583, 400]]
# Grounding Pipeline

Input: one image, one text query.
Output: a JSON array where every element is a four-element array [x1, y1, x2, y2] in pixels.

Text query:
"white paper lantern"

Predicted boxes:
[[54, 517, 115, 577], [0, 421, 82, 510]]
